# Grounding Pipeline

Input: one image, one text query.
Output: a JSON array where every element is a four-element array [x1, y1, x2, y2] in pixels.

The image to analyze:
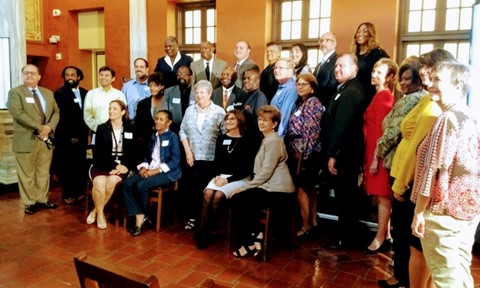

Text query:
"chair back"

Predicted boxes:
[[73, 252, 159, 288]]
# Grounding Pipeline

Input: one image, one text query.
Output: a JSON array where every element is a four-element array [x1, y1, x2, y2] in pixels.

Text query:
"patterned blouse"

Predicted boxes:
[[411, 104, 480, 221], [287, 96, 325, 159], [374, 90, 425, 168]]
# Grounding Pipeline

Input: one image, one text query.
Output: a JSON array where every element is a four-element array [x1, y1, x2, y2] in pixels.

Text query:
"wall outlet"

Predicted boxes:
[[56, 53, 62, 60]]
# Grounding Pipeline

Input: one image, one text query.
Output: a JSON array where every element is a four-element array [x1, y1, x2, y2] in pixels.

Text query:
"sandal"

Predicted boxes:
[[296, 227, 310, 237], [86, 210, 96, 224], [184, 219, 196, 230], [252, 232, 263, 257], [96, 214, 107, 230], [233, 243, 256, 258]]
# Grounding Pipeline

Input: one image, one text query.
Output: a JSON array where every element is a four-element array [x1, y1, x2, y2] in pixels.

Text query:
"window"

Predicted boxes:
[[177, 3, 216, 61], [401, 0, 474, 64], [274, 0, 332, 68]]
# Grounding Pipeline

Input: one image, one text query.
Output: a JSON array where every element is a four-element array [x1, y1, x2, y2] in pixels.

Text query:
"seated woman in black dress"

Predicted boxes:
[[123, 110, 182, 236], [230, 105, 295, 258], [196, 110, 254, 249], [87, 100, 137, 230]]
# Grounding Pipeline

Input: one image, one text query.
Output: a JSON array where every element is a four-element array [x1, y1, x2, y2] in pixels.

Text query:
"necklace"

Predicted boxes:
[[227, 137, 240, 154]]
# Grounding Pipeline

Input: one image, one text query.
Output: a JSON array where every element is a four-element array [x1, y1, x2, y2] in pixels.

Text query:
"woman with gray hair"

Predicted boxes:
[[179, 80, 226, 230]]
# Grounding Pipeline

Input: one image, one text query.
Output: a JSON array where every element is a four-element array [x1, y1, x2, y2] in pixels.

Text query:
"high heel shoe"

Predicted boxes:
[[86, 210, 96, 224], [96, 214, 107, 230], [233, 243, 256, 258], [363, 238, 393, 254], [252, 232, 263, 257], [130, 216, 151, 236]]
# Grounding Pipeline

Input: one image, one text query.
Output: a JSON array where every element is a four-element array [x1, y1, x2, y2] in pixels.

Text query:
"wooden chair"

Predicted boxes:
[[73, 252, 159, 288], [149, 181, 178, 232]]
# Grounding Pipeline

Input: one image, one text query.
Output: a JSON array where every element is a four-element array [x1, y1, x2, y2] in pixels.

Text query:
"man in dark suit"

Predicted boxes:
[[260, 42, 281, 103], [233, 41, 259, 88], [322, 54, 366, 249], [154, 36, 193, 88], [7, 64, 60, 215], [211, 67, 248, 111], [190, 41, 227, 89], [313, 32, 339, 109], [54, 66, 90, 205]]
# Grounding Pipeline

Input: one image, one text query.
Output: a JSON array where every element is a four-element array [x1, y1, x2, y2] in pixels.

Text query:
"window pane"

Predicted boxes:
[[320, 18, 330, 36], [320, 0, 331, 17], [280, 50, 290, 59], [460, 7, 472, 29], [185, 28, 193, 44], [292, 1, 302, 20], [207, 9, 215, 26], [462, 0, 475, 6], [405, 44, 419, 58], [291, 20, 302, 39], [408, 11, 421, 32], [447, 0, 460, 8], [410, 0, 421, 10], [193, 27, 201, 44], [207, 27, 215, 43], [185, 11, 193, 27], [281, 22, 292, 40], [446, 8, 460, 30], [457, 42, 470, 64], [309, 19, 319, 38], [420, 43, 434, 54], [310, 0, 320, 18], [423, 0, 436, 9], [282, 2, 292, 20], [193, 10, 201, 27], [422, 10, 435, 31], [308, 49, 319, 68], [444, 43, 458, 57]]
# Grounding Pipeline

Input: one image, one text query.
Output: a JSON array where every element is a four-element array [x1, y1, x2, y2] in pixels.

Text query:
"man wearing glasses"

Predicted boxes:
[[7, 64, 60, 215], [271, 58, 297, 138], [313, 32, 339, 109]]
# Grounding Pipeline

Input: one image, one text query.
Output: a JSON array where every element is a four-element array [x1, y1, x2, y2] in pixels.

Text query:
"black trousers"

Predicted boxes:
[[56, 141, 87, 199]]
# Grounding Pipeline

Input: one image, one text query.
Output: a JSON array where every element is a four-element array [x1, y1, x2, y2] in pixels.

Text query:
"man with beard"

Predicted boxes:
[[122, 58, 150, 119], [211, 66, 248, 111], [163, 66, 195, 133], [154, 36, 193, 89], [54, 66, 90, 205]]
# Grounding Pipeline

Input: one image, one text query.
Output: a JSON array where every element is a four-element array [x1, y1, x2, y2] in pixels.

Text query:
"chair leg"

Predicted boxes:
[[156, 193, 163, 232]]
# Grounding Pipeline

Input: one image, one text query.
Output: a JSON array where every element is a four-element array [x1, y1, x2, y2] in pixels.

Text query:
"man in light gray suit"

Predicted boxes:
[[190, 41, 227, 90], [7, 64, 60, 215], [233, 41, 259, 89], [163, 66, 195, 132]]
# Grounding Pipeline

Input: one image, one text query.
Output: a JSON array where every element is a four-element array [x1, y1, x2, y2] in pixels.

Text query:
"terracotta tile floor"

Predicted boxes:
[[1, 182, 480, 288]]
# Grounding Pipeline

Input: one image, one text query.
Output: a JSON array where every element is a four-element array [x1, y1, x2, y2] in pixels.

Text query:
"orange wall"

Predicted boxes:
[[28, 0, 399, 91]]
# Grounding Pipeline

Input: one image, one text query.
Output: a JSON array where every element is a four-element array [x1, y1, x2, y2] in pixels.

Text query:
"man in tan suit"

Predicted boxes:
[[7, 64, 60, 215]]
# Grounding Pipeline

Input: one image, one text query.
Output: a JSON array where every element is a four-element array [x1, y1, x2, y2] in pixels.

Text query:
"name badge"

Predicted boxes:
[[223, 139, 232, 145], [334, 93, 341, 100], [294, 109, 301, 117], [74, 98, 80, 103], [161, 140, 169, 147], [124, 132, 133, 139], [26, 97, 35, 103], [172, 98, 180, 104]]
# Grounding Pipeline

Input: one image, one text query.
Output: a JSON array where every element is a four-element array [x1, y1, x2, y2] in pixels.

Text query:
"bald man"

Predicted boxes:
[[190, 41, 227, 89]]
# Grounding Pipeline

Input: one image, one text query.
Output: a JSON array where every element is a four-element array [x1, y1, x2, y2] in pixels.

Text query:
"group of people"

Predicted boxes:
[[7, 21, 480, 288]]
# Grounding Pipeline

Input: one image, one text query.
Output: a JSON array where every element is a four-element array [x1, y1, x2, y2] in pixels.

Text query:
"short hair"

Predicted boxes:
[[337, 53, 359, 72], [156, 109, 173, 121], [225, 109, 247, 136], [21, 64, 40, 73], [194, 80, 213, 94], [258, 105, 281, 131], [223, 67, 238, 84], [148, 72, 165, 86], [109, 99, 128, 122], [177, 66, 192, 76], [266, 41, 282, 51], [275, 58, 295, 75], [61, 66, 84, 80], [374, 58, 398, 79], [237, 40, 251, 49], [134, 57, 149, 68], [351, 22, 381, 55], [419, 49, 455, 68], [99, 66, 115, 78], [165, 36, 178, 44], [433, 60, 471, 97], [397, 56, 423, 91]]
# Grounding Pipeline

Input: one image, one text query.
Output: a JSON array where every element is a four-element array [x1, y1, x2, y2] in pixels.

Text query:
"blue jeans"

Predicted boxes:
[[123, 173, 173, 216]]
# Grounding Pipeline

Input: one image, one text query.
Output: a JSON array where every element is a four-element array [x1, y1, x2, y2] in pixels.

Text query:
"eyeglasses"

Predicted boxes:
[[273, 66, 290, 70], [225, 117, 237, 121], [296, 82, 310, 87], [23, 71, 38, 76], [320, 38, 335, 43], [177, 73, 191, 76]]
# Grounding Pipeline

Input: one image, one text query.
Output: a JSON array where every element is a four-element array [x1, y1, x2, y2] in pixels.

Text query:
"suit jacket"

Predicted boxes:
[[260, 64, 279, 103], [163, 85, 196, 129], [322, 78, 366, 168], [7, 85, 60, 152], [211, 86, 248, 110], [93, 121, 138, 172], [135, 97, 159, 146], [154, 53, 193, 88], [244, 89, 268, 116], [190, 58, 227, 89], [54, 85, 89, 147], [143, 130, 182, 182], [313, 52, 338, 109], [234, 58, 259, 88]]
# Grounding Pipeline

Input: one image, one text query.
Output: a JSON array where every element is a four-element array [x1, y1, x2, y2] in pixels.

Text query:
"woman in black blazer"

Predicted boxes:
[[87, 100, 138, 230]]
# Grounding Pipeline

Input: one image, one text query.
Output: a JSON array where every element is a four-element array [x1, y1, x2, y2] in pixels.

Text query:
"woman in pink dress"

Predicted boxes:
[[363, 58, 398, 254]]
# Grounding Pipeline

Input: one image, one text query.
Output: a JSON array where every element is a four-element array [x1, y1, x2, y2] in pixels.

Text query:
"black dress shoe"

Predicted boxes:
[[130, 217, 151, 236], [25, 205, 36, 215], [37, 202, 57, 209], [377, 279, 407, 288]]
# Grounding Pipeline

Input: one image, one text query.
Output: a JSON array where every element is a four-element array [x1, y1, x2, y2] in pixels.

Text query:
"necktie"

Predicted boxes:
[[32, 89, 46, 124], [205, 62, 210, 81], [235, 63, 240, 71], [223, 90, 229, 108], [73, 89, 82, 109]]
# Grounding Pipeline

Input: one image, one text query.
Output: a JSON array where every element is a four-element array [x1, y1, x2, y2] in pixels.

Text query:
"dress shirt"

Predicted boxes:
[[270, 78, 297, 138], [83, 86, 126, 132], [122, 78, 150, 118]]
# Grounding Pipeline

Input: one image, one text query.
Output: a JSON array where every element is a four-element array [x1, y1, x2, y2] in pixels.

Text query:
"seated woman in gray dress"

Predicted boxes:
[[122, 110, 182, 236], [230, 105, 295, 258], [196, 110, 254, 249]]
